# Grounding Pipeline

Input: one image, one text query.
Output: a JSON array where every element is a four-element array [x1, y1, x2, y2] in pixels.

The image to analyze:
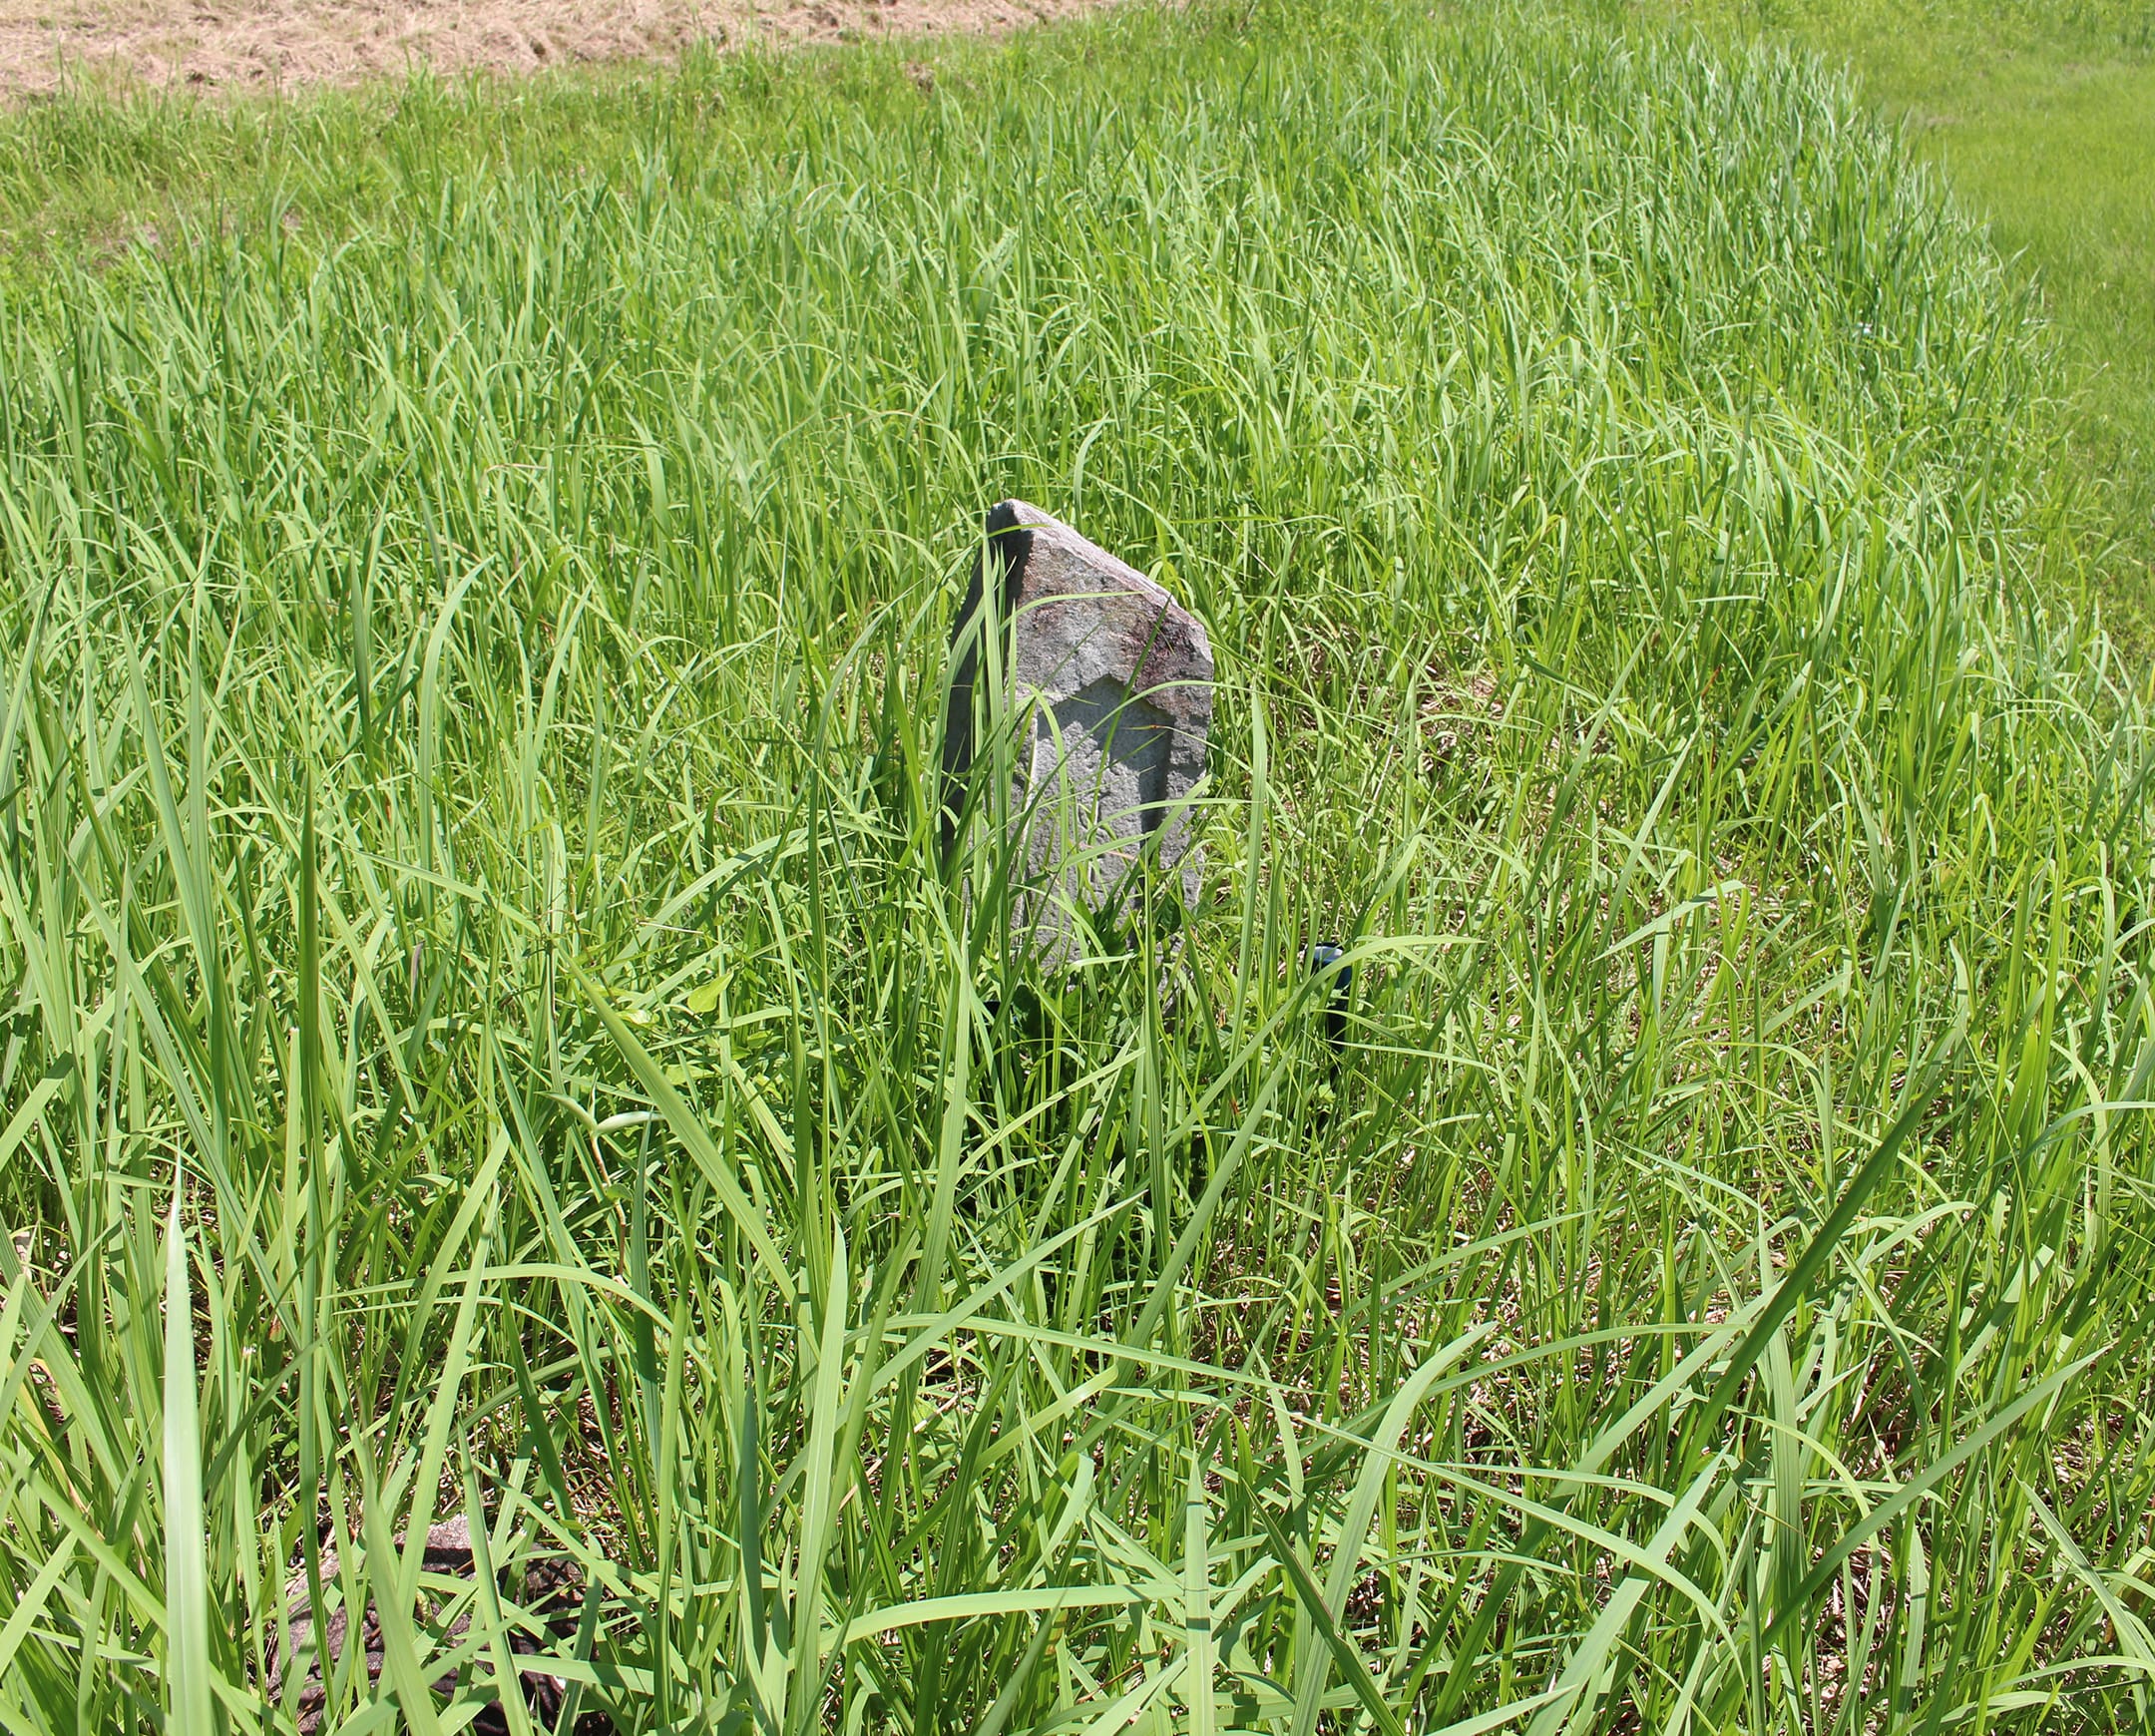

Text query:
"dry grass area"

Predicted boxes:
[[0, 0, 1097, 95]]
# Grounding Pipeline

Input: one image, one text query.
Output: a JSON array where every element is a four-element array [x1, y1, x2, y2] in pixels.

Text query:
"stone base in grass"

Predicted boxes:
[[265, 1515, 615, 1736]]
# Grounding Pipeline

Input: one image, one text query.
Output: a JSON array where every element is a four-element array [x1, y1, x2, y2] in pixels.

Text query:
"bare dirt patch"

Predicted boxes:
[[0, 0, 1100, 97]]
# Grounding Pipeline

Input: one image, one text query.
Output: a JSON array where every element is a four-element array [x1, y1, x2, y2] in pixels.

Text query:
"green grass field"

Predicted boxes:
[[3, 2, 2155, 1731], [1638, 0, 2155, 620]]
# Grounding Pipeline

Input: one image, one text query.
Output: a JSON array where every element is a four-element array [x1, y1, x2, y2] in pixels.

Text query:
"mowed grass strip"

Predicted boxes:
[[1, 2, 2152, 1730]]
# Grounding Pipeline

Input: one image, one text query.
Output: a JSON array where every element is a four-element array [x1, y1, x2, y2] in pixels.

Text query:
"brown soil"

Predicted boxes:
[[0, 0, 1099, 97]]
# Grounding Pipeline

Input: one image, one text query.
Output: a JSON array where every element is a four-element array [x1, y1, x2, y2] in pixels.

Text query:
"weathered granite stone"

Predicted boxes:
[[940, 501, 1213, 957], [266, 1515, 612, 1735]]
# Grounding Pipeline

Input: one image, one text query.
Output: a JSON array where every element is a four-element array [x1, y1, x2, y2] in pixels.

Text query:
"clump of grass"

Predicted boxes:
[[1600, 0, 2155, 631], [1, 2, 2152, 1730]]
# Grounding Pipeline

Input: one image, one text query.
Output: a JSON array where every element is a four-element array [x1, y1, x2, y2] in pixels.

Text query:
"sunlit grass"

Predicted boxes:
[[1, 3, 2153, 1731], [1618, 0, 2155, 624]]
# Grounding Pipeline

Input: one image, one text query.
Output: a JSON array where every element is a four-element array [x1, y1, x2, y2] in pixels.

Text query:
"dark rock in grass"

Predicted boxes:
[[266, 1515, 614, 1735], [940, 499, 1213, 959], [1308, 943, 1352, 1046]]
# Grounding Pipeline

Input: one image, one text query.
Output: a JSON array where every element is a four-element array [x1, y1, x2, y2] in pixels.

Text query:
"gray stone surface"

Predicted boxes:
[[941, 500, 1213, 957], [266, 1515, 610, 1735]]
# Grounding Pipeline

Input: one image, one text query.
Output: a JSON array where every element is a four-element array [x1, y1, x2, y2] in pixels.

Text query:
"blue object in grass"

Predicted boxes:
[[1308, 944, 1351, 1047]]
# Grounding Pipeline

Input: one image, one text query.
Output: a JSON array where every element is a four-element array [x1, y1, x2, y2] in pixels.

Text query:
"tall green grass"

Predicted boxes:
[[1620, 0, 2155, 633], [1, 4, 2152, 1729]]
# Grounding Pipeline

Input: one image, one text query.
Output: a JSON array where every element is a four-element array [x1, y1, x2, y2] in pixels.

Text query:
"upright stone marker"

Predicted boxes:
[[940, 500, 1213, 957]]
